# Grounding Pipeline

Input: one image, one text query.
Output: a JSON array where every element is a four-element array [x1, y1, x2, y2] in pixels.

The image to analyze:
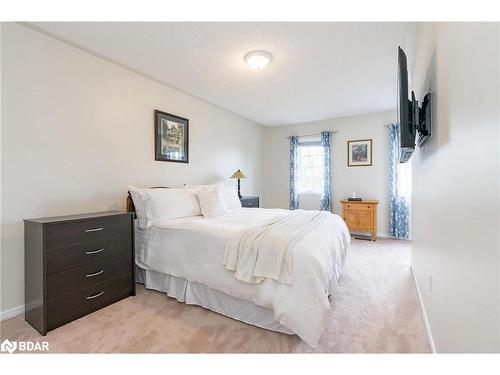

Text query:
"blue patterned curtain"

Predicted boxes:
[[320, 131, 332, 211], [389, 124, 410, 239], [289, 136, 299, 210]]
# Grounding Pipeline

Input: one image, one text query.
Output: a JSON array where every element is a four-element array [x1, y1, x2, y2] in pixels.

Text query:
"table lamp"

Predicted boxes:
[[230, 169, 246, 199]]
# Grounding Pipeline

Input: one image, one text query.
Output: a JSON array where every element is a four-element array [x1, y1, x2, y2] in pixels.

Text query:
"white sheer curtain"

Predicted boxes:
[[388, 123, 411, 239], [398, 157, 412, 205]]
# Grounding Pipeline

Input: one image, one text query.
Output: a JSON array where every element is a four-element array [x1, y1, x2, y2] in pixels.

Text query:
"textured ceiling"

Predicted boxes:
[[30, 22, 417, 126]]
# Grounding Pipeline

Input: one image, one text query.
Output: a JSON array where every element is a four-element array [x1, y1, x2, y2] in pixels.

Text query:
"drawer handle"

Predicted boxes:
[[86, 248, 104, 255], [85, 227, 103, 233], [86, 270, 104, 278], [86, 291, 104, 300], [367, 206, 371, 208]]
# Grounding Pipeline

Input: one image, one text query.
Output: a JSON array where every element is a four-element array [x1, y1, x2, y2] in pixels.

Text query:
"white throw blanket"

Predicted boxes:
[[224, 210, 330, 284]]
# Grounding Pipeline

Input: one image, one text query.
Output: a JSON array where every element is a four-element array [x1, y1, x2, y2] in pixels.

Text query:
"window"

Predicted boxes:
[[398, 157, 412, 203], [296, 138, 325, 195]]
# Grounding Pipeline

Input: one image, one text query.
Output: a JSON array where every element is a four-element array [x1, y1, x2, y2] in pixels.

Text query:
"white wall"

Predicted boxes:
[[0, 23, 265, 315], [263, 111, 396, 237], [410, 23, 499, 352]]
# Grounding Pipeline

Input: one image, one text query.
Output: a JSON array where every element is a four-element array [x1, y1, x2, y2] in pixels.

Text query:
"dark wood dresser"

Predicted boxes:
[[24, 211, 135, 335], [240, 196, 259, 208]]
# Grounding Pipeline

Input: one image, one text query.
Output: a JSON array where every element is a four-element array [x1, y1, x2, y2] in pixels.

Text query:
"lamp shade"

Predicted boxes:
[[230, 169, 246, 179]]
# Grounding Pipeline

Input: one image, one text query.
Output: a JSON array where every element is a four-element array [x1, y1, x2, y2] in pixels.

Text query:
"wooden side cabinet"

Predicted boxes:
[[341, 200, 379, 241]]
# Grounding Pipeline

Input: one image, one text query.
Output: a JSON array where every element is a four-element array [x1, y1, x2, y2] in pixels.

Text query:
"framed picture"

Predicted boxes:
[[347, 139, 372, 166], [154, 110, 189, 163]]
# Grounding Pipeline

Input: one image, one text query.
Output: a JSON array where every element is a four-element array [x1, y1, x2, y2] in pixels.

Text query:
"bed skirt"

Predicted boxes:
[[136, 266, 294, 335]]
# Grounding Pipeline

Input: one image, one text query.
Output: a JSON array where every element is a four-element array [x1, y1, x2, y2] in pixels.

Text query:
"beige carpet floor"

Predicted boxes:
[[1, 238, 430, 353]]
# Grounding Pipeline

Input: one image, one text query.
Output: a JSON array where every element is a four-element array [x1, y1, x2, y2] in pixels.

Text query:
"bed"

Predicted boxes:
[[127, 187, 351, 346]]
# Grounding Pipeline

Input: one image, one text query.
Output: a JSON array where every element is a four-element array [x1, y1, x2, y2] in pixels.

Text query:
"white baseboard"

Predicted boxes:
[[0, 304, 24, 321], [350, 232, 391, 239], [410, 265, 436, 353], [377, 232, 391, 238]]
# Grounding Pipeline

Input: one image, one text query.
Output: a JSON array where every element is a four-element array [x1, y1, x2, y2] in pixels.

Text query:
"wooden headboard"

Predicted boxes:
[[126, 186, 171, 213]]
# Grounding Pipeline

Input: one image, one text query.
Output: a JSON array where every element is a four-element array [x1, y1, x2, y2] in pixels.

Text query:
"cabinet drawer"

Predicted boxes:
[[47, 256, 132, 299], [344, 203, 374, 211], [47, 273, 132, 331], [241, 198, 259, 208], [46, 236, 131, 274], [44, 215, 130, 249]]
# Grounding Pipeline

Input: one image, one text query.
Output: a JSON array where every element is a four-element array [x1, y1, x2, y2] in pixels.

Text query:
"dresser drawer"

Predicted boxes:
[[44, 215, 131, 249], [46, 236, 131, 274], [46, 255, 132, 299], [47, 273, 132, 331], [344, 203, 374, 211]]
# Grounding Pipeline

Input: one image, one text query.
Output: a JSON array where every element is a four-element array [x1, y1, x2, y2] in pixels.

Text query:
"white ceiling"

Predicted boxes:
[[30, 22, 417, 126]]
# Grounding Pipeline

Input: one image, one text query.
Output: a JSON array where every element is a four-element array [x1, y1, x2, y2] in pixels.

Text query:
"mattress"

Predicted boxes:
[[135, 207, 350, 346]]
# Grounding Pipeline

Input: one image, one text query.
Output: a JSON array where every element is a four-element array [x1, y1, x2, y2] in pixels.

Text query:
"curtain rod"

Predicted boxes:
[[285, 130, 338, 139]]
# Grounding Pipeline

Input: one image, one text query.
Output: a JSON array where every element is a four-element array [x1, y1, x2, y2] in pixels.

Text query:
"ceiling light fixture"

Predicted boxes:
[[244, 50, 273, 70]]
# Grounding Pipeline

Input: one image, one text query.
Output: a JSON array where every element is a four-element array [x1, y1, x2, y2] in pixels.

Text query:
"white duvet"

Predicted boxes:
[[135, 207, 351, 346]]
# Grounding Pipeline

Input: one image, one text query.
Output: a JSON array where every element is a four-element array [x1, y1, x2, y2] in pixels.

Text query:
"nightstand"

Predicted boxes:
[[240, 196, 259, 208], [341, 200, 378, 241]]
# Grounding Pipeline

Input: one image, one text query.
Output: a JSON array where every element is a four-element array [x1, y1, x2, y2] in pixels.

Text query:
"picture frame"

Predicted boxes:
[[347, 139, 372, 167], [154, 109, 189, 163]]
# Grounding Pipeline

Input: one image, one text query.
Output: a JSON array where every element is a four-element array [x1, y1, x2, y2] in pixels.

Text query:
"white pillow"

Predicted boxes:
[[138, 188, 201, 229], [186, 184, 242, 209], [128, 186, 149, 230], [222, 185, 242, 209], [196, 185, 228, 218], [185, 184, 216, 190]]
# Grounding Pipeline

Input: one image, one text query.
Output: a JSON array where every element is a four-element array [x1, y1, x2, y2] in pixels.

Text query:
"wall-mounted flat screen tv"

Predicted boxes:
[[397, 46, 416, 163]]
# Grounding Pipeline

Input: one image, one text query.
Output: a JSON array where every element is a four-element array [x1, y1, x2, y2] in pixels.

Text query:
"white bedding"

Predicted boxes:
[[135, 207, 351, 346]]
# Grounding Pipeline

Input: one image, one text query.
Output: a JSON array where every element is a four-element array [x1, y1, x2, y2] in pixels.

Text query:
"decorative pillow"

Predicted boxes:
[[222, 185, 242, 209], [128, 186, 149, 230], [137, 187, 201, 229], [185, 184, 242, 209], [196, 185, 228, 218]]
